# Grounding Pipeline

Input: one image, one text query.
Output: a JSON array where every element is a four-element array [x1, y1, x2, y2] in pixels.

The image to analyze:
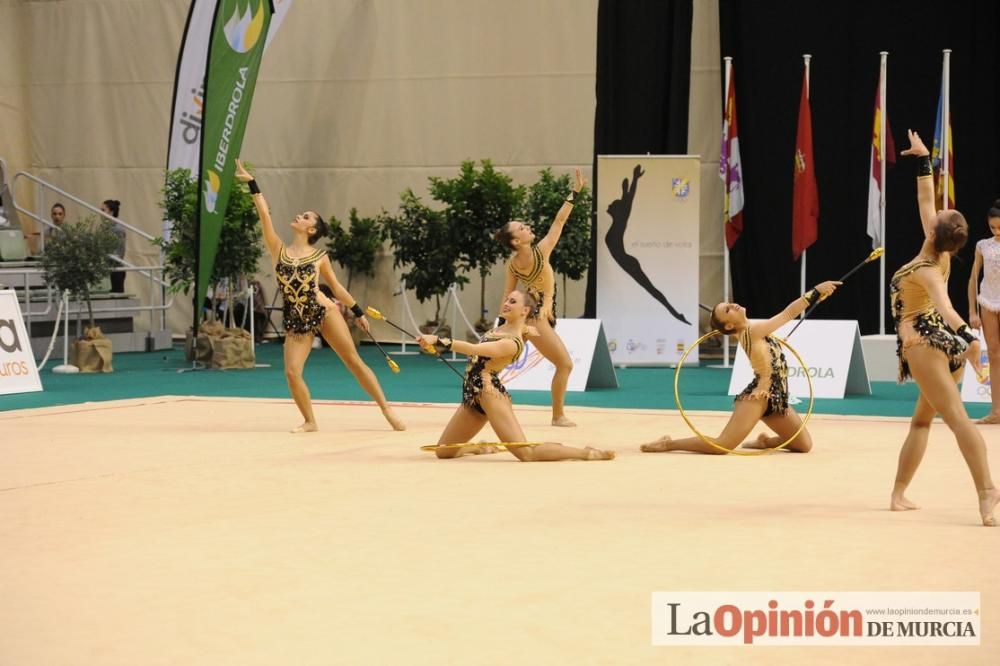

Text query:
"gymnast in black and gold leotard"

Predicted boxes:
[[495, 168, 586, 428], [276, 244, 328, 335], [417, 290, 614, 462], [640, 280, 841, 455], [886, 129, 998, 526], [236, 159, 404, 434], [460, 328, 524, 415]]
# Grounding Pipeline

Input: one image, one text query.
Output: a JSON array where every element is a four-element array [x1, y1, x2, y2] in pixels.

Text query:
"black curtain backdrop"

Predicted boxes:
[[720, 0, 1000, 334], [586, 0, 693, 317]]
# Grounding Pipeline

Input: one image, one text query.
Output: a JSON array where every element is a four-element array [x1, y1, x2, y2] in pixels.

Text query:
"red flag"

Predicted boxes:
[[720, 69, 744, 248], [792, 67, 818, 260], [866, 71, 896, 249]]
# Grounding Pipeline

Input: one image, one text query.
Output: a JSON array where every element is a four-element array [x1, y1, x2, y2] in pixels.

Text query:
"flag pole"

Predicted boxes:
[[722, 56, 733, 367], [941, 49, 951, 208], [799, 54, 812, 310], [879, 51, 888, 335]]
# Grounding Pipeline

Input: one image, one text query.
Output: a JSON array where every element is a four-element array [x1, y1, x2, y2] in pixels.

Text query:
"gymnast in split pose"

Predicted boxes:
[[888, 131, 998, 526], [605, 163, 691, 325], [235, 159, 405, 433], [640, 280, 841, 454], [417, 290, 614, 461], [966, 198, 1000, 423], [494, 169, 585, 427]]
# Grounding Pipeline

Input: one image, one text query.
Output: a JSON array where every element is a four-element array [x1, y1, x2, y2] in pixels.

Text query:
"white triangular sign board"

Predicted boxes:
[[500, 319, 618, 391], [727, 320, 870, 400], [0, 289, 43, 395]]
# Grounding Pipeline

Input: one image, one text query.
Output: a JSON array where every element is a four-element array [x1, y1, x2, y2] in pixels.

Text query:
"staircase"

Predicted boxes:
[[0, 157, 173, 359]]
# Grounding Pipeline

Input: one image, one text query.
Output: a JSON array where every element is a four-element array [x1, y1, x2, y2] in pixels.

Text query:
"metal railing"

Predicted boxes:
[[4, 167, 174, 333]]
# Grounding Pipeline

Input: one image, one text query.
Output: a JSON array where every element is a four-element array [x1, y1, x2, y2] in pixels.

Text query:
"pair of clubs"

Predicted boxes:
[[364, 307, 465, 379]]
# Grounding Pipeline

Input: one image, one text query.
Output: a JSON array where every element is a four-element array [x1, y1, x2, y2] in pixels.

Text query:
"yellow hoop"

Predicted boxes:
[[420, 441, 544, 452], [673, 330, 814, 456]]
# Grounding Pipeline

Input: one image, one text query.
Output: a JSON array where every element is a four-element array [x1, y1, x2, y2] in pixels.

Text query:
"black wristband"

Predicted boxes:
[[248, 179, 261, 195], [565, 190, 577, 204], [439, 337, 453, 351], [917, 156, 932, 178], [803, 289, 820, 306], [956, 324, 976, 344], [350, 303, 364, 318]]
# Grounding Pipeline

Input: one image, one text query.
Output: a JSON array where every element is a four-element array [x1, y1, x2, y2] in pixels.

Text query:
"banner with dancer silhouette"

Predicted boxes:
[[596, 156, 699, 366]]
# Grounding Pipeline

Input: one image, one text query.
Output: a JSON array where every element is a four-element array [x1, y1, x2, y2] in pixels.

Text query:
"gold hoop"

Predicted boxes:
[[673, 330, 814, 456], [420, 442, 544, 452]]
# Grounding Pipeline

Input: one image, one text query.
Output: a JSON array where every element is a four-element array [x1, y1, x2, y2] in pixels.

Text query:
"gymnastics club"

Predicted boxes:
[[787, 247, 884, 338], [361, 327, 400, 373], [365, 307, 466, 380]]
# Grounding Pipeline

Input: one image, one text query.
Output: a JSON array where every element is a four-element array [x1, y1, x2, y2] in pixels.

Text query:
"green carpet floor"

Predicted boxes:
[[2, 342, 988, 419]]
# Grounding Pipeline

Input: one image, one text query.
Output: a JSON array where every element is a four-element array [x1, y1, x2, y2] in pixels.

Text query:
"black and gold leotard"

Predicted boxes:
[[275, 245, 328, 335], [735, 326, 789, 417], [890, 255, 964, 381], [461, 330, 525, 414], [507, 244, 557, 327]]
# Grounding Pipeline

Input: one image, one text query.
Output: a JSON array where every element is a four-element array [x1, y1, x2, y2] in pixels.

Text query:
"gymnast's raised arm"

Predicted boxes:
[[235, 159, 280, 259], [900, 130, 937, 240], [754, 281, 841, 339], [538, 169, 586, 257]]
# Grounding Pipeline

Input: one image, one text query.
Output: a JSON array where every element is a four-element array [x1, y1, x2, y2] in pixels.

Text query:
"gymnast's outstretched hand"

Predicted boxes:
[[234, 159, 253, 182], [813, 280, 842, 301], [900, 129, 929, 158]]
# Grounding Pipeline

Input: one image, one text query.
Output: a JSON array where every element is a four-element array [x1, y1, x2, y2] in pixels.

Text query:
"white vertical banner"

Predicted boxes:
[[0, 290, 43, 395], [596, 156, 700, 366], [167, 0, 294, 173]]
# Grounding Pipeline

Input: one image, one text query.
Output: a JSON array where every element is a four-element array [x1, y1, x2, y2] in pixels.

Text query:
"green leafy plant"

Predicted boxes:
[[327, 208, 385, 291], [39, 216, 121, 331], [523, 168, 593, 316], [429, 160, 525, 327], [384, 189, 468, 325], [156, 167, 263, 326]]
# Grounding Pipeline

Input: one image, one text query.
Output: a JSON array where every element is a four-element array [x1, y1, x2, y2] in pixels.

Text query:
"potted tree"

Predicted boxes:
[[429, 160, 525, 334], [384, 189, 467, 336], [39, 216, 122, 372], [523, 168, 593, 317], [327, 208, 385, 345], [157, 167, 262, 368]]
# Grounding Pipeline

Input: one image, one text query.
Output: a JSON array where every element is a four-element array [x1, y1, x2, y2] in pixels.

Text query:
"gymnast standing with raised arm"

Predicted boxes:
[[887, 131, 998, 526], [418, 289, 614, 461], [494, 169, 585, 427], [235, 159, 405, 433]]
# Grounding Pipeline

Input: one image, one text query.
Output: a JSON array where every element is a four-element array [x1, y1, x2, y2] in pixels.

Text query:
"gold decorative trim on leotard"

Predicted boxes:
[[740, 326, 752, 355], [507, 244, 545, 287], [276, 245, 327, 330]]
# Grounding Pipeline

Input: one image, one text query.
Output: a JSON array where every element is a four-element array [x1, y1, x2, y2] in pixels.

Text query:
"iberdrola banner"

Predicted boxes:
[[195, 0, 274, 326], [167, 0, 292, 174]]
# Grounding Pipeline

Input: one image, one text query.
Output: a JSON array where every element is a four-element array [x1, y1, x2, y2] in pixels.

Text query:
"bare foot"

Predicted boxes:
[[976, 413, 1000, 424], [742, 433, 772, 450], [291, 421, 318, 433], [382, 407, 406, 431], [468, 444, 500, 455], [583, 446, 616, 460], [890, 494, 919, 511], [640, 436, 671, 453], [552, 415, 577, 427], [980, 488, 1000, 527]]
